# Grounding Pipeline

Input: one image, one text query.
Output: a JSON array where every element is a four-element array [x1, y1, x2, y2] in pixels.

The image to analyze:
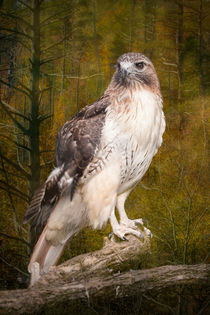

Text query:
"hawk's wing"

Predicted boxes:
[[55, 96, 109, 197], [24, 95, 109, 242]]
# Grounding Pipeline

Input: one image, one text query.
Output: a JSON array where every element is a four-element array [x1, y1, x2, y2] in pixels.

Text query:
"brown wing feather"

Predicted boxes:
[[23, 184, 46, 224], [55, 95, 109, 199], [23, 166, 65, 244], [24, 95, 110, 247]]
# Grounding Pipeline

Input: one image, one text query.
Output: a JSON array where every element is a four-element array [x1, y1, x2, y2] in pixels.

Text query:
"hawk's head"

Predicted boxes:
[[113, 52, 160, 93]]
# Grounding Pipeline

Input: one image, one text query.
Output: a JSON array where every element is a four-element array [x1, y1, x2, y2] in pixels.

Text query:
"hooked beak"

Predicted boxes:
[[118, 62, 132, 80], [120, 68, 128, 79]]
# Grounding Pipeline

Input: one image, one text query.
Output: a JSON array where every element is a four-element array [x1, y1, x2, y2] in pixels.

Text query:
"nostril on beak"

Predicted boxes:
[[121, 68, 128, 79]]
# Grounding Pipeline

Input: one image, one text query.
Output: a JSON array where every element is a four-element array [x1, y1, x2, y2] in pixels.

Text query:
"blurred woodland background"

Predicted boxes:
[[0, 0, 209, 296]]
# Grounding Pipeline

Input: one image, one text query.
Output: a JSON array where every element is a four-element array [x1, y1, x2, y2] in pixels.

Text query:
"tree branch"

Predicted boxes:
[[0, 99, 31, 121], [0, 79, 31, 98], [0, 180, 29, 201], [0, 100, 29, 135], [17, 0, 34, 12], [0, 185, 29, 202], [0, 151, 30, 179], [0, 11, 33, 29], [1, 35, 31, 51], [0, 233, 208, 315], [18, 81, 32, 95], [1, 135, 31, 152], [37, 113, 53, 123], [41, 34, 73, 53], [0, 257, 28, 277], [0, 27, 32, 40], [0, 232, 29, 247], [40, 54, 65, 65], [40, 8, 72, 26], [41, 72, 104, 80]]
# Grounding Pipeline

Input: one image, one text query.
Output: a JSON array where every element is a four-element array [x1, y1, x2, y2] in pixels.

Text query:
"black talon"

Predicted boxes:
[[135, 221, 142, 226], [140, 234, 144, 240], [142, 218, 148, 225]]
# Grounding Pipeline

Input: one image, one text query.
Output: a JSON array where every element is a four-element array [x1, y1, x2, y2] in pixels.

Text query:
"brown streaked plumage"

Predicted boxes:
[[24, 52, 165, 285]]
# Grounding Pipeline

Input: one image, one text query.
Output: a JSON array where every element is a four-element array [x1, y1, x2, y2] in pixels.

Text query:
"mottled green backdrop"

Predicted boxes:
[[0, 0, 209, 292]]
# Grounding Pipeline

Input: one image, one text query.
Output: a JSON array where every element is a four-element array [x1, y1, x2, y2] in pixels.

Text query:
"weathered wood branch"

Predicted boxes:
[[0, 234, 209, 314]]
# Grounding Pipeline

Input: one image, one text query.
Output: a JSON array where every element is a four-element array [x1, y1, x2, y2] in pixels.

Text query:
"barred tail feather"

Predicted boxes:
[[28, 192, 87, 286], [28, 224, 67, 286]]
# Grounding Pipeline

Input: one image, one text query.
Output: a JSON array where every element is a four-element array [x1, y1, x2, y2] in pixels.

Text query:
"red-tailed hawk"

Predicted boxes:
[[24, 52, 165, 285]]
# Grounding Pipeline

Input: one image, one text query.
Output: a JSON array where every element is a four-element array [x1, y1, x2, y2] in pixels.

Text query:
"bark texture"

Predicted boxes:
[[0, 234, 209, 314]]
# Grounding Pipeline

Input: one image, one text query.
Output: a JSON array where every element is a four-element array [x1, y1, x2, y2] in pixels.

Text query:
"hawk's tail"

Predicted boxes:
[[28, 224, 67, 286], [28, 192, 87, 286]]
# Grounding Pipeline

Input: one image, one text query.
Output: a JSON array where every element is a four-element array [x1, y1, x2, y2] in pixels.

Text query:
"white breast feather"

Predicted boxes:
[[102, 88, 165, 193]]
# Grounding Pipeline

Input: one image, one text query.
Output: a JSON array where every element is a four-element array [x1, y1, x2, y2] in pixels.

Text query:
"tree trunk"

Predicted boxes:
[[198, 0, 204, 95], [0, 234, 209, 314], [92, 0, 102, 95], [62, 17, 69, 92], [128, 0, 136, 52], [149, 0, 157, 60], [28, 0, 42, 252], [177, 0, 184, 103], [29, 0, 41, 197]]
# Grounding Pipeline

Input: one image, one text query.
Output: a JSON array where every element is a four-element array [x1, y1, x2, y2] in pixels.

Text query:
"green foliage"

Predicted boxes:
[[0, 0, 209, 292]]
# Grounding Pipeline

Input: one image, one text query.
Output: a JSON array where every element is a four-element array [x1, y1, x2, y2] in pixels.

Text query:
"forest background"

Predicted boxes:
[[0, 0, 209, 292]]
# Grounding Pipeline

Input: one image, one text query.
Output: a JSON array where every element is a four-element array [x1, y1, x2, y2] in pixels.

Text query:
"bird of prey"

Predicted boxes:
[[24, 52, 165, 285]]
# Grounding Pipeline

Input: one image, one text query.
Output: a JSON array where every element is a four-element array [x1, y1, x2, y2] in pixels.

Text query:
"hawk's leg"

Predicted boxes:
[[110, 209, 144, 240], [116, 191, 153, 238]]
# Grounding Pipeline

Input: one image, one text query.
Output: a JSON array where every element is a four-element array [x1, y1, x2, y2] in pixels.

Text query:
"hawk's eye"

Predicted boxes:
[[135, 62, 145, 70]]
